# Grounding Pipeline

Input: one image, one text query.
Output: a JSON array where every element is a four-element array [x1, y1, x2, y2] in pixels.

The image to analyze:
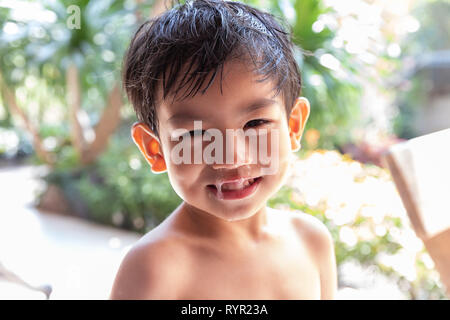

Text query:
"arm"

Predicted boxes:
[[316, 225, 338, 300], [293, 213, 338, 300]]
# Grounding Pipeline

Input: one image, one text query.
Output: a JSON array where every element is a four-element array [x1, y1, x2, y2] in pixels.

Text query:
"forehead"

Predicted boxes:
[[156, 59, 283, 122]]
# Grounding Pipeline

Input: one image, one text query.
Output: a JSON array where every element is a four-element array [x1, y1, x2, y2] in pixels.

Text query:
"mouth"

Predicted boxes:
[[206, 176, 263, 200]]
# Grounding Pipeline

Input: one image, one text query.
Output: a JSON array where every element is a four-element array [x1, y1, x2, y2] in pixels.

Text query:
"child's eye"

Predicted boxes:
[[245, 119, 270, 128]]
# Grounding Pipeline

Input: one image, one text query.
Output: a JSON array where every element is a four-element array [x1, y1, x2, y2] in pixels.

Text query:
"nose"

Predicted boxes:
[[211, 129, 256, 170]]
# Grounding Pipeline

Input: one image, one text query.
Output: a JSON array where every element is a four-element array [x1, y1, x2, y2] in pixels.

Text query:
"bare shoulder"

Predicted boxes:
[[109, 230, 192, 300], [289, 209, 333, 250], [269, 207, 332, 245], [269, 207, 334, 265], [271, 208, 337, 299]]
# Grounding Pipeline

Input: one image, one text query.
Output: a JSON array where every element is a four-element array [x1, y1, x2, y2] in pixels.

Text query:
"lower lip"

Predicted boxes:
[[207, 177, 263, 200]]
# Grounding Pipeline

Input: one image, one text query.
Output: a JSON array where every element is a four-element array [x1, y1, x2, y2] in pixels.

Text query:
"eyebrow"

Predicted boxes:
[[168, 111, 205, 123], [245, 98, 278, 112], [167, 98, 278, 123]]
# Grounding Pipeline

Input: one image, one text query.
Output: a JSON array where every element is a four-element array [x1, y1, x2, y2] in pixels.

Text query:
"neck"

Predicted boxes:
[[173, 201, 271, 247]]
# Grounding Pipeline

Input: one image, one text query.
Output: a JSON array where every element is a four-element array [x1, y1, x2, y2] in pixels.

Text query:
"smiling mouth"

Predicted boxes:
[[206, 176, 263, 200]]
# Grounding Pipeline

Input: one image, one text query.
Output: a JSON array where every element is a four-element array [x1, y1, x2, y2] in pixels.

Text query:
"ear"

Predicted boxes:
[[131, 122, 167, 174], [288, 97, 310, 152]]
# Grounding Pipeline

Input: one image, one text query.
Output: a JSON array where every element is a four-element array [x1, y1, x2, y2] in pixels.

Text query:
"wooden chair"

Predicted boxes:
[[383, 128, 450, 297]]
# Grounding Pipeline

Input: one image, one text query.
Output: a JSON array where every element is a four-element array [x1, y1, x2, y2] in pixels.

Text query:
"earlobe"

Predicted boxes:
[[131, 122, 167, 173], [288, 97, 310, 152]]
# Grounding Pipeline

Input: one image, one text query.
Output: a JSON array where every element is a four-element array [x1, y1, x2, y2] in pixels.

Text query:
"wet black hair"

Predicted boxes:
[[123, 0, 302, 137]]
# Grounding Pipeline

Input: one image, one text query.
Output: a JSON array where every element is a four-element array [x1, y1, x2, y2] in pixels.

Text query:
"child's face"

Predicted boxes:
[[132, 60, 309, 221]]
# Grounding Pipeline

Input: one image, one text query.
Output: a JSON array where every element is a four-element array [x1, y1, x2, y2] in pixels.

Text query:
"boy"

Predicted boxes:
[[110, 0, 337, 299]]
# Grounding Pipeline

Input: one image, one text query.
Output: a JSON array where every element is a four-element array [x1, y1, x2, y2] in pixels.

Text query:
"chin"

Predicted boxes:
[[212, 201, 263, 222]]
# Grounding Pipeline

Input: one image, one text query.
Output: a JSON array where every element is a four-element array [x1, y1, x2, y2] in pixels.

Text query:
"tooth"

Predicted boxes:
[[222, 180, 246, 191]]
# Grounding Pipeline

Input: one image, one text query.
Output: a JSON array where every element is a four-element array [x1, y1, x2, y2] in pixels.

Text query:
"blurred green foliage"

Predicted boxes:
[[392, 0, 450, 139], [0, 0, 139, 94], [247, 0, 363, 148], [0, 0, 154, 163], [393, 74, 429, 139], [401, 0, 450, 54]]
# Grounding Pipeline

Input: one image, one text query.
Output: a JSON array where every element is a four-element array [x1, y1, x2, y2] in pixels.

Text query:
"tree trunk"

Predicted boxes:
[[0, 73, 54, 166], [66, 63, 86, 159], [79, 0, 168, 165], [82, 84, 123, 165]]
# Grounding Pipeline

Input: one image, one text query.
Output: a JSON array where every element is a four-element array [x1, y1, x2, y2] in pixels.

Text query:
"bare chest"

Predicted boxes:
[[178, 235, 321, 299]]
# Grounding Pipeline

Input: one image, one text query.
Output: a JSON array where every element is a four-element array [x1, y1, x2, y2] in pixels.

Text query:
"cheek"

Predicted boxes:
[[263, 125, 291, 163], [161, 140, 204, 198], [260, 135, 292, 195], [279, 132, 292, 158], [166, 163, 205, 201], [277, 127, 294, 169]]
